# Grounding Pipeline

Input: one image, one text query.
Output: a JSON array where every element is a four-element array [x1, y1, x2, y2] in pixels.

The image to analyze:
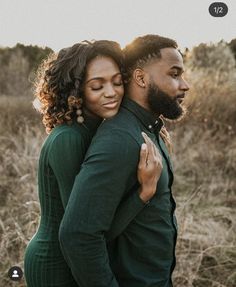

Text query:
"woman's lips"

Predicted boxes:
[[102, 100, 119, 109]]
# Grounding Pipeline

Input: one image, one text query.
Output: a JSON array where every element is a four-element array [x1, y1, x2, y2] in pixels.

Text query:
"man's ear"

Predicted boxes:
[[132, 68, 147, 88]]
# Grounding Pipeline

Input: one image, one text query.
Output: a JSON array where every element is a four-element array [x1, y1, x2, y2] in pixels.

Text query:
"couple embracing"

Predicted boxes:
[[24, 34, 189, 287]]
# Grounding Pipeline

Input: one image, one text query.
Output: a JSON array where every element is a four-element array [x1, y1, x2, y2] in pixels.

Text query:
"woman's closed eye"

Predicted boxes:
[[90, 81, 123, 91], [90, 84, 103, 91]]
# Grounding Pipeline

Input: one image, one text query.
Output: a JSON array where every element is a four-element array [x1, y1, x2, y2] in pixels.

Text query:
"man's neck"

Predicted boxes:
[[125, 93, 161, 118], [128, 94, 148, 109]]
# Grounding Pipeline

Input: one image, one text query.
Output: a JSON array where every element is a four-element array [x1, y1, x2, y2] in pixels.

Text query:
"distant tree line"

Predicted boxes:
[[0, 44, 53, 97], [229, 38, 236, 60], [0, 39, 235, 98]]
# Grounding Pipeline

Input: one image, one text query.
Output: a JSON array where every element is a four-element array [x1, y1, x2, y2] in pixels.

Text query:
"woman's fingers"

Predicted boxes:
[[141, 132, 162, 167], [142, 132, 156, 160], [141, 132, 154, 162], [138, 143, 148, 169], [138, 132, 164, 202]]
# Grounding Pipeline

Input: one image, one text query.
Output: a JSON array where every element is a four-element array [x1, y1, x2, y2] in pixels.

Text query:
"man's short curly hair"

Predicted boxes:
[[123, 34, 178, 83], [34, 40, 124, 133]]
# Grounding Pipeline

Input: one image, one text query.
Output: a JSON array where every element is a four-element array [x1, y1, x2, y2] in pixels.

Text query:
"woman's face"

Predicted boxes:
[[83, 56, 124, 119]]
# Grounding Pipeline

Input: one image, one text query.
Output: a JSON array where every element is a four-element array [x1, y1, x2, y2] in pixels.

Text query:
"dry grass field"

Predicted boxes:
[[0, 43, 235, 286], [0, 96, 44, 287]]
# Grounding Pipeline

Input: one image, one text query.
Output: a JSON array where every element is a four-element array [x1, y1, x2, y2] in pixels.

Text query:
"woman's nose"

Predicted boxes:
[[104, 84, 116, 97]]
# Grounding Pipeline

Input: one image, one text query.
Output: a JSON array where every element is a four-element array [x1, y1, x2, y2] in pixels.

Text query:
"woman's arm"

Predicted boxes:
[[106, 132, 163, 241], [48, 129, 86, 208]]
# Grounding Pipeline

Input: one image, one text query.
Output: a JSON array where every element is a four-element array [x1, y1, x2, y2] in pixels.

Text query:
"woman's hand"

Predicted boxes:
[[137, 132, 163, 203]]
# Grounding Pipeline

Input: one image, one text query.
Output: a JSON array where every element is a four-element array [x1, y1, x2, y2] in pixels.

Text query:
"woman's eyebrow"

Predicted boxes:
[[86, 72, 122, 84]]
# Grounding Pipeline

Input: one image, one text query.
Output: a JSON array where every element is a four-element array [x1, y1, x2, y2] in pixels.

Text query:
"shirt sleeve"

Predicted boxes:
[[106, 188, 146, 242], [48, 130, 85, 208], [59, 128, 140, 287]]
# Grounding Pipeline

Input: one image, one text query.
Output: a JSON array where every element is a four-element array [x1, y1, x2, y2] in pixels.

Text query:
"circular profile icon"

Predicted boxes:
[[8, 266, 23, 281]]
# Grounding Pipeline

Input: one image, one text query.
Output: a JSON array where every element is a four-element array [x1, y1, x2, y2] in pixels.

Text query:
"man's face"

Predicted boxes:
[[144, 48, 189, 119]]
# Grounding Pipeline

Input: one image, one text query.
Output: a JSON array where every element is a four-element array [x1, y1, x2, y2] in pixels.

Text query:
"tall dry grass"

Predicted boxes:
[[0, 96, 45, 287], [0, 42, 236, 286], [171, 42, 236, 287]]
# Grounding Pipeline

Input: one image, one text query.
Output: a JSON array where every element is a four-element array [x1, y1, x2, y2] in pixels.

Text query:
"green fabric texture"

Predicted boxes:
[[24, 119, 145, 287], [60, 97, 177, 287]]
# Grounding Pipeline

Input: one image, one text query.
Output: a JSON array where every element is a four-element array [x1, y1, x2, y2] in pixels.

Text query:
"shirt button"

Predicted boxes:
[[148, 125, 152, 129]]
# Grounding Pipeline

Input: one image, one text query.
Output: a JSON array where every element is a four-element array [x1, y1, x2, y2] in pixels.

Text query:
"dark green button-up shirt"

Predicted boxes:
[[60, 97, 177, 287]]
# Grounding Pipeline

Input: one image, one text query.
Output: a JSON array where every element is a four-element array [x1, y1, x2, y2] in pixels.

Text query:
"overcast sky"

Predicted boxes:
[[0, 0, 235, 51]]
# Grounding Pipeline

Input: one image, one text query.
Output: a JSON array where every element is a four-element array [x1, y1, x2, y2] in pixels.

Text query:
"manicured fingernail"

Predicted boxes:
[[141, 143, 147, 150]]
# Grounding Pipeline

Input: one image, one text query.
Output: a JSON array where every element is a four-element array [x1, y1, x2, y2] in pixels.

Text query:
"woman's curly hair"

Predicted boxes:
[[34, 40, 124, 133]]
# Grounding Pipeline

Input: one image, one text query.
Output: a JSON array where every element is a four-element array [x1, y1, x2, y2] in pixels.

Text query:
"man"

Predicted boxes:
[[59, 34, 190, 287]]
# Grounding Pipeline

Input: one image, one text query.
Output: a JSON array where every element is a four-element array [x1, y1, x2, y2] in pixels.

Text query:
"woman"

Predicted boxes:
[[24, 40, 162, 287]]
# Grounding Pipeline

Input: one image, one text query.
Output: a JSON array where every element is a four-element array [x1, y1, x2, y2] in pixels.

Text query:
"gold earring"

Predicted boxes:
[[76, 109, 84, 123]]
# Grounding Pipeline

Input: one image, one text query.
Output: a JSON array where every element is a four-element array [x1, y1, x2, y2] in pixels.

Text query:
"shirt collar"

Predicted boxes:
[[121, 97, 164, 133]]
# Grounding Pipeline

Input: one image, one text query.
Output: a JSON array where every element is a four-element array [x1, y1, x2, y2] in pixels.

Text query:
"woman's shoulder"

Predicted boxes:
[[51, 122, 84, 138], [42, 123, 85, 151]]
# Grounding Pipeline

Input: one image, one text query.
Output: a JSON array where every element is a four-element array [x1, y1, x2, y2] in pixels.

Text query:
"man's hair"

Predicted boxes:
[[123, 34, 178, 83], [123, 35, 178, 151]]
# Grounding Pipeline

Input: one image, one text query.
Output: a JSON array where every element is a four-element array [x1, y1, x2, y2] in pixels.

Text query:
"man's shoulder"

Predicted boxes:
[[88, 107, 143, 151], [84, 108, 142, 162], [98, 106, 140, 135]]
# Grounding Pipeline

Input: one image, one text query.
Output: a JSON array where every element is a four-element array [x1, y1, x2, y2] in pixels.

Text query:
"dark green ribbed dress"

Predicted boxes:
[[24, 119, 146, 287]]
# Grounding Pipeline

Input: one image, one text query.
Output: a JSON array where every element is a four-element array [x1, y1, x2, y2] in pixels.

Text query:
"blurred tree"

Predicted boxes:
[[185, 41, 236, 84], [229, 38, 236, 61], [15, 43, 53, 72], [5, 48, 30, 97], [0, 44, 53, 97], [184, 40, 236, 128]]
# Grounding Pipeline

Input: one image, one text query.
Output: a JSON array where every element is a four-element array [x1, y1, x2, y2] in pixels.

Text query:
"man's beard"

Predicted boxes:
[[147, 83, 186, 120]]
